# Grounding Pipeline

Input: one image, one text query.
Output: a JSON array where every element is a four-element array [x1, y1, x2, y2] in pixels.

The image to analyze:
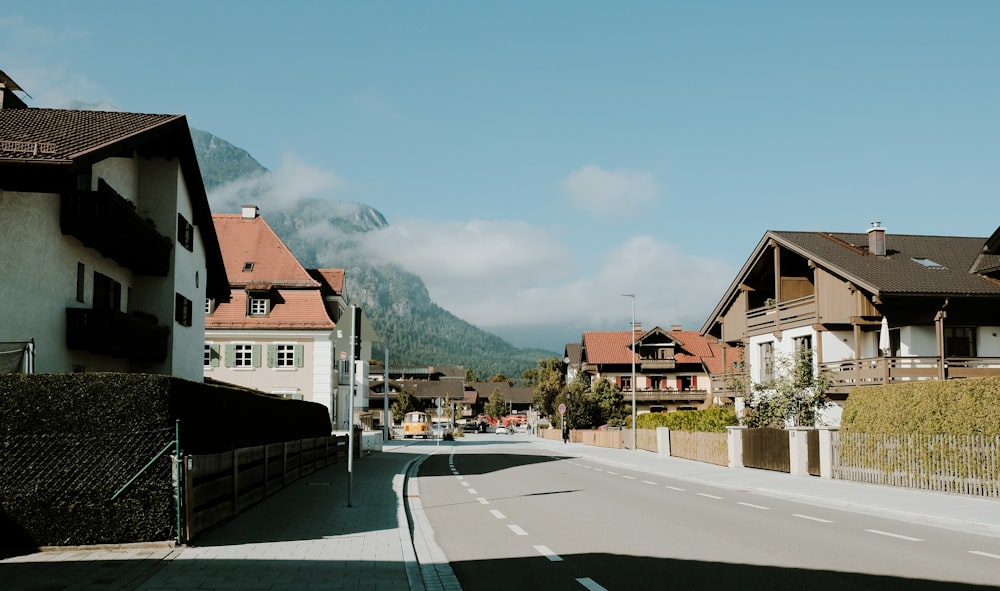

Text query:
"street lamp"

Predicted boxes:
[[622, 294, 637, 451]]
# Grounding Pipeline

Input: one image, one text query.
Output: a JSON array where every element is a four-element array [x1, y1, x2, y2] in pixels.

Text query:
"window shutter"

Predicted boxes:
[[210, 345, 220, 367], [252, 344, 262, 367], [224, 345, 235, 367], [295, 345, 304, 367], [267, 345, 276, 367]]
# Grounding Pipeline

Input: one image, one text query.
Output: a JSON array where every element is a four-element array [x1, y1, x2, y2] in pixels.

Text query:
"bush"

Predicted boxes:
[[841, 376, 1000, 435], [634, 407, 737, 433]]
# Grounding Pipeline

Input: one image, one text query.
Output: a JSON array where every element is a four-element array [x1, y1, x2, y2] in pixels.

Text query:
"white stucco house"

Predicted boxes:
[[0, 69, 229, 380]]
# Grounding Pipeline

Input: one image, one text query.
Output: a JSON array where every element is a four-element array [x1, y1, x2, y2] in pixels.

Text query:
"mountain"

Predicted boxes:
[[191, 129, 557, 381]]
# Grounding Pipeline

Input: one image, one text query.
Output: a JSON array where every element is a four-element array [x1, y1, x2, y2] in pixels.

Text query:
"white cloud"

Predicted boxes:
[[208, 153, 344, 213], [562, 165, 660, 217]]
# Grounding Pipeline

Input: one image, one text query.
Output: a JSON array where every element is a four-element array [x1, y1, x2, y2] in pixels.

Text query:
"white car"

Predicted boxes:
[[495, 425, 509, 435]]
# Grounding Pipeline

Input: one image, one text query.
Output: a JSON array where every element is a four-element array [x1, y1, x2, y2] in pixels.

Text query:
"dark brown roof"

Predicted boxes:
[[770, 230, 1000, 296]]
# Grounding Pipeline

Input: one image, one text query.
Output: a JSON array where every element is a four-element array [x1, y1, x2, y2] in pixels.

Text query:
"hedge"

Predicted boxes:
[[840, 376, 1000, 435], [0, 373, 332, 552], [634, 407, 738, 433]]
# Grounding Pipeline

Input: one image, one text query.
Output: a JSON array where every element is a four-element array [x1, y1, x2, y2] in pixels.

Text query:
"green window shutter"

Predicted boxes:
[[224, 345, 235, 367], [267, 344, 276, 367], [295, 345, 304, 368], [252, 344, 262, 368], [210, 344, 220, 367]]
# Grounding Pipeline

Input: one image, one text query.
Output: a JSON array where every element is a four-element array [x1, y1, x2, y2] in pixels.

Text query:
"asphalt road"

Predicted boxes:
[[417, 434, 1000, 591]]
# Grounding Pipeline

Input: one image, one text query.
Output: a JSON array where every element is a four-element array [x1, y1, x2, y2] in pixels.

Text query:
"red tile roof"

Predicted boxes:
[[309, 269, 345, 296], [213, 214, 319, 288], [207, 290, 335, 329], [583, 328, 723, 375]]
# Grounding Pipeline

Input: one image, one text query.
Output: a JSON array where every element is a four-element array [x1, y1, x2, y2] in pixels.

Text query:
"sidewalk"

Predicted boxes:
[[0, 442, 437, 591], [529, 435, 1000, 540]]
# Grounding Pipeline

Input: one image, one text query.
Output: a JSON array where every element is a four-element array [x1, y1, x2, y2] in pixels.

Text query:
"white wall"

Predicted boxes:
[[979, 327, 1000, 356], [900, 325, 937, 356]]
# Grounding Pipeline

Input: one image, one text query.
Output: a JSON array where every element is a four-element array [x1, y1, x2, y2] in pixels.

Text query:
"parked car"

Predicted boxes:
[[495, 425, 509, 435], [462, 422, 478, 433]]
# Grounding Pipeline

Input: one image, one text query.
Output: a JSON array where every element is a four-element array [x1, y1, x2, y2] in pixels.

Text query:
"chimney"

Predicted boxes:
[[241, 205, 259, 220], [867, 221, 886, 256], [671, 324, 683, 332]]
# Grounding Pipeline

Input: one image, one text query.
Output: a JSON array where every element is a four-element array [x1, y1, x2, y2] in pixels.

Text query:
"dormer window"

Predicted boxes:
[[243, 262, 255, 272], [249, 295, 269, 316], [912, 257, 944, 269]]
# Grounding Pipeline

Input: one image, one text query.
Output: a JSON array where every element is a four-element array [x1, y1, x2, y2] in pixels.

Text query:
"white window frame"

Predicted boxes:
[[249, 297, 268, 316], [276, 344, 295, 368], [234, 344, 254, 368]]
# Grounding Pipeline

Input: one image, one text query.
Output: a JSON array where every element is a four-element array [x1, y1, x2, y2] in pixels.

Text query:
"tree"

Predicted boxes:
[[484, 390, 507, 422], [390, 388, 422, 424], [743, 346, 831, 428], [530, 357, 566, 419], [465, 367, 479, 383], [592, 378, 627, 427], [489, 373, 512, 385]]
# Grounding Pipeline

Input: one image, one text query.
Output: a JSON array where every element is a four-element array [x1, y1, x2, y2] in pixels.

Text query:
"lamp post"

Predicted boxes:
[[622, 294, 636, 451]]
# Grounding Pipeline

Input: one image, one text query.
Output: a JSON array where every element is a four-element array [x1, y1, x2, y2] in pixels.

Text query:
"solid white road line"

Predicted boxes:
[[865, 529, 923, 542], [793, 514, 833, 523], [508, 524, 529, 536], [534, 545, 563, 561]]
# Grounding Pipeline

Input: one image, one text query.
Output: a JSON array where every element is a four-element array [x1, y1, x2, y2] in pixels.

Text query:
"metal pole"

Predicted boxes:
[[383, 345, 389, 442], [622, 294, 637, 451], [347, 304, 356, 507], [175, 419, 182, 545]]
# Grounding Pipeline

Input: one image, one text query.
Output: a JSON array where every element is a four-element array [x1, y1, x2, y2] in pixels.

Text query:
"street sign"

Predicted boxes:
[[558, 403, 566, 414], [435, 397, 443, 408], [436, 406, 443, 416]]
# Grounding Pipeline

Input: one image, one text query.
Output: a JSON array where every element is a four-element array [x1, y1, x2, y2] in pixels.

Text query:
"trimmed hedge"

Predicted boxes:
[[840, 376, 1000, 435], [0, 373, 332, 550], [634, 407, 738, 433]]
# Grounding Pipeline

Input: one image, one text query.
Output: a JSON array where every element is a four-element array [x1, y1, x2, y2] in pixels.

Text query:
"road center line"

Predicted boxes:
[[622, 475, 636, 480], [793, 514, 833, 523], [665, 486, 685, 491], [642, 480, 657, 485], [467, 488, 478, 494], [534, 545, 563, 561], [461, 482, 470, 487], [738, 502, 771, 510], [697, 493, 723, 499], [969, 550, 1000, 560], [476, 497, 489, 504], [576, 577, 609, 591], [865, 529, 923, 542], [508, 524, 528, 536], [606, 471, 618, 475], [490, 509, 506, 519]]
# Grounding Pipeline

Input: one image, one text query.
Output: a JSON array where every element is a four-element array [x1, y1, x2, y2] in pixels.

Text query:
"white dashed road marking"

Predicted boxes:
[[534, 545, 563, 561], [866, 529, 923, 542], [508, 524, 529, 536], [793, 514, 833, 523]]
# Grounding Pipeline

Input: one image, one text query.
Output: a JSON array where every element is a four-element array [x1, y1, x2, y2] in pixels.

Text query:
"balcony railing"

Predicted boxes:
[[746, 295, 816, 336], [66, 308, 169, 363], [61, 181, 172, 275], [623, 388, 709, 402], [819, 357, 1000, 393], [711, 358, 1000, 397]]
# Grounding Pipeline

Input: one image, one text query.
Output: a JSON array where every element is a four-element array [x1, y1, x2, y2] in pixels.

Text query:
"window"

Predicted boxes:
[[249, 296, 268, 316], [620, 376, 632, 391], [268, 344, 303, 368], [912, 257, 945, 269], [760, 342, 774, 383], [678, 376, 692, 391], [204, 344, 220, 367], [175, 294, 192, 327], [944, 327, 976, 358], [650, 376, 662, 390], [93, 272, 121, 311], [234, 344, 254, 368], [177, 214, 194, 251], [242, 261, 254, 272], [205, 298, 214, 314], [76, 263, 85, 302]]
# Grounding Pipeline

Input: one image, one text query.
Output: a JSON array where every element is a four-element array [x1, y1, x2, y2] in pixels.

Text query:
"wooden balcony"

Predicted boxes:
[[66, 308, 169, 363], [60, 180, 172, 276], [819, 357, 1000, 394], [625, 388, 709, 402], [712, 358, 1000, 397], [746, 295, 816, 336]]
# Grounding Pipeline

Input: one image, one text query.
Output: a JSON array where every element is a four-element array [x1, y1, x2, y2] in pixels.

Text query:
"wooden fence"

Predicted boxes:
[[833, 432, 1000, 498], [182, 434, 349, 541], [670, 430, 729, 466], [743, 427, 791, 473]]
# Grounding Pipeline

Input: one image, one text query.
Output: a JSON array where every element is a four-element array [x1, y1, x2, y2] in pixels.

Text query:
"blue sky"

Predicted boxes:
[[3, 2, 999, 352]]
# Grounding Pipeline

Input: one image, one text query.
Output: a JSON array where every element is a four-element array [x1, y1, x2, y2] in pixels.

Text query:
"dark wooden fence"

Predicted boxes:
[[743, 428, 790, 473], [182, 435, 349, 541]]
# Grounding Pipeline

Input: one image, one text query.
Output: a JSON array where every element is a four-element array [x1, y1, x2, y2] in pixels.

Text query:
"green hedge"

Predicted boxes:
[[634, 407, 738, 433], [0, 373, 332, 551], [840, 376, 1000, 435]]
